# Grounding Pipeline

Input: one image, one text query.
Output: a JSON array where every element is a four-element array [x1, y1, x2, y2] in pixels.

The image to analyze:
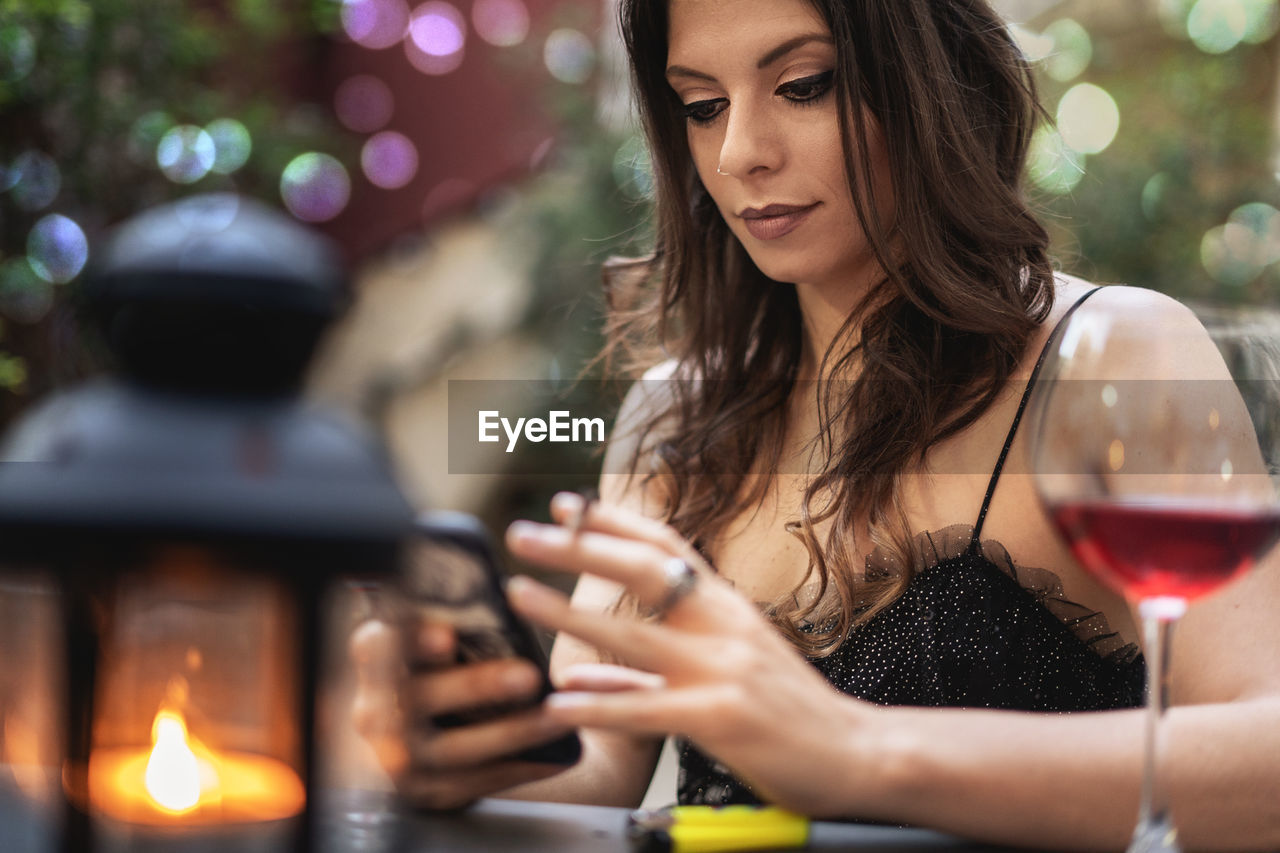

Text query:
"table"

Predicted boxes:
[[0, 784, 1019, 851], [396, 798, 1015, 852]]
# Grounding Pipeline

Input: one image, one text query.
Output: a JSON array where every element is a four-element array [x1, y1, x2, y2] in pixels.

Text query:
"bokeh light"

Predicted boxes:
[[1008, 23, 1054, 63], [1158, 0, 1198, 37], [1188, 0, 1248, 53], [127, 111, 174, 165], [1242, 0, 1280, 42], [1141, 172, 1170, 221], [472, 0, 529, 47], [1229, 202, 1280, 262], [544, 28, 595, 84], [362, 131, 419, 189], [341, 0, 410, 49], [612, 135, 654, 201], [1202, 223, 1260, 285], [1056, 83, 1120, 155], [0, 258, 54, 324], [27, 214, 89, 284], [406, 2, 466, 75], [0, 25, 36, 84], [157, 125, 216, 184], [1042, 19, 1092, 82], [1028, 125, 1085, 194], [280, 152, 351, 222], [9, 150, 61, 211], [335, 75, 395, 133], [410, 2, 464, 53], [1200, 202, 1280, 285], [205, 118, 252, 174]]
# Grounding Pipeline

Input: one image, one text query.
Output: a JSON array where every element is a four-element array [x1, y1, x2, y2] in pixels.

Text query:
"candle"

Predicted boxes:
[[87, 706, 305, 851]]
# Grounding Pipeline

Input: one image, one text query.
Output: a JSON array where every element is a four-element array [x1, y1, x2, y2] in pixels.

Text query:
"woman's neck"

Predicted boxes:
[[794, 279, 867, 382]]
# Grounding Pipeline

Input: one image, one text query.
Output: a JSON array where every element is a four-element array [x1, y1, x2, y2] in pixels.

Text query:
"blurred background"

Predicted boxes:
[[2, 0, 1279, 535]]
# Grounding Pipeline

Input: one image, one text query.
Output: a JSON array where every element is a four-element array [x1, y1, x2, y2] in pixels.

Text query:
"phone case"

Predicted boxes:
[[406, 510, 582, 766]]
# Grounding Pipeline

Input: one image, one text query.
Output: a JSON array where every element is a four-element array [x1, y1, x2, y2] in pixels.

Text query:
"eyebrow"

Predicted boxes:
[[665, 33, 834, 82]]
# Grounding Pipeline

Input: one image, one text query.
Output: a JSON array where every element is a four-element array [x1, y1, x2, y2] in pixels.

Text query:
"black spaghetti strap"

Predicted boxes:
[[970, 286, 1104, 546]]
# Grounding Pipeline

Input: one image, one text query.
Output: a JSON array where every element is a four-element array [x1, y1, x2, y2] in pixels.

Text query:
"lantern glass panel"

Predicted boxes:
[[313, 581, 404, 851], [0, 573, 62, 853], [85, 546, 305, 846]]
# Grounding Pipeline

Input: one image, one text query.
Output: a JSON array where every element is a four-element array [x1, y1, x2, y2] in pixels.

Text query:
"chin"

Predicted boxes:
[[744, 252, 828, 286]]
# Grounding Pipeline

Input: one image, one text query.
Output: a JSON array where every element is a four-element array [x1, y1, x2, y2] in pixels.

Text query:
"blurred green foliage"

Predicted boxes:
[[0, 0, 348, 423], [1025, 9, 1280, 304]]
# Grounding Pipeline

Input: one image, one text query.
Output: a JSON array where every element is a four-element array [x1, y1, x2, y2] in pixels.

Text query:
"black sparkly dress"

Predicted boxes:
[[678, 288, 1147, 806]]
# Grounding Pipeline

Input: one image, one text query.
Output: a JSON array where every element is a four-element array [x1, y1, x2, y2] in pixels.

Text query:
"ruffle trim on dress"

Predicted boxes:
[[787, 524, 1141, 666], [884, 524, 1140, 665]]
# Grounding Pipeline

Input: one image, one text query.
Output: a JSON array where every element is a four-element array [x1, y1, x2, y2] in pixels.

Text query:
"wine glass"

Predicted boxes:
[[1029, 296, 1280, 852]]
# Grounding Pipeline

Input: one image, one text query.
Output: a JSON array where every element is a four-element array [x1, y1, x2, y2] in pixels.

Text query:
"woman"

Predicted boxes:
[[353, 0, 1280, 848]]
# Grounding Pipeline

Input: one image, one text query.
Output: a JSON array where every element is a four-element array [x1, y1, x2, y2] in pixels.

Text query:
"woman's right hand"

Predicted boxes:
[[349, 617, 575, 811]]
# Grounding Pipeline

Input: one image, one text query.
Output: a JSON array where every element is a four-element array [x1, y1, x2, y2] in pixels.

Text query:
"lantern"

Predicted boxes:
[[0, 194, 414, 852]]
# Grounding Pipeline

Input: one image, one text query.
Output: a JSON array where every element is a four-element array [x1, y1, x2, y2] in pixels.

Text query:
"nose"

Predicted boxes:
[[716, 101, 784, 178]]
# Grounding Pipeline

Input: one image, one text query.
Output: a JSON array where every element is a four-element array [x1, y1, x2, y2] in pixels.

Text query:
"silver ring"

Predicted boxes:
[[651, 557, 699, 619], [716, 166, 729, 176]]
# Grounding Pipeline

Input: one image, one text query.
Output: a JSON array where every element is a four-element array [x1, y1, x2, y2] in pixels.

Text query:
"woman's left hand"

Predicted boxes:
[[504, 493, 882, 816]]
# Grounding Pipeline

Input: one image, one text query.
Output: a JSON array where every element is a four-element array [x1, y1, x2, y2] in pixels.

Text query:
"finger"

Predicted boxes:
[[400, 761, 566, 812], [351, 701, 409, 780], [350, 619, 402, 681], [543, 685, 733, 738], [407, 707, 573, 770], [550, 492, 707, 570], [408, 658, 543, 717], [508, 521, 670, 599], [555, 662, 666, 692], [507, 575, 687, 671], [348, 624, 410, 777], [508, 522, 711, 611]]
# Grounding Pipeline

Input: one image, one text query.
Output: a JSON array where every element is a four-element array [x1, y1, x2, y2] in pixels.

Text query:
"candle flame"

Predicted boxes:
[[143, 709, 214, 813]]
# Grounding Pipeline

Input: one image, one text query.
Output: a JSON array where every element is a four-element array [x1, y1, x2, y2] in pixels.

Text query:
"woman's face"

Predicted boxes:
[[665, 0, 893, 290]]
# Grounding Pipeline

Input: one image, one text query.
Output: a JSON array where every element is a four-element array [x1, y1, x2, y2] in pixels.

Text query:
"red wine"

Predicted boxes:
[[1051, 499, 1280, 602]]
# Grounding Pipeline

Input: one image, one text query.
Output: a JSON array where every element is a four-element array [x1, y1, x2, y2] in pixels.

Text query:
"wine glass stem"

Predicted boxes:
[[1134, 597, 1185, 851]]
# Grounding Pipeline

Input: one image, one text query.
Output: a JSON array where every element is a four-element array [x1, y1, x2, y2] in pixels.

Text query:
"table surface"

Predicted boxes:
[[0, 783, 1025, 852], [395, 798, 1016, 852]]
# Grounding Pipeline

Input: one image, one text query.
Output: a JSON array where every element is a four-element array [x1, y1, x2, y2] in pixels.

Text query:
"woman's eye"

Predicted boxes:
[[778, 71, 834, 103], [683, 98, 727, 125]]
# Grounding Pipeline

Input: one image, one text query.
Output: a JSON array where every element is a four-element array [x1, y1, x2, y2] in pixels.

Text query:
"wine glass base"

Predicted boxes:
[[1127, 812, 1181, 853]]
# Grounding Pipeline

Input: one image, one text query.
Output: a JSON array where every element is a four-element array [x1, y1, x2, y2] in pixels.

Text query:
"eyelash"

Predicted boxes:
[[681, 71, 835, 126]]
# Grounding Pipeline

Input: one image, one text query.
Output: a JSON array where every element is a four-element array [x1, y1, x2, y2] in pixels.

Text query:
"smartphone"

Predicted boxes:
[[404, 510, 582, 766]]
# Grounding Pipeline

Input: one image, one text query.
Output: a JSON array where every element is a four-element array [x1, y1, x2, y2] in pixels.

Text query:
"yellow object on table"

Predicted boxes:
[[627, 805, 811, 853]]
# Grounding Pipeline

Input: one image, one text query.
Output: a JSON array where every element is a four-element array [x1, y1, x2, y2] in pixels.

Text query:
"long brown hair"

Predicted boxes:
[[601, 0, 1056, 655]]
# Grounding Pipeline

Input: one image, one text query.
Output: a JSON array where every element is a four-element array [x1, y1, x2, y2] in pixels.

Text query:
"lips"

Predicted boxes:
[[738, 202, 819, 241]]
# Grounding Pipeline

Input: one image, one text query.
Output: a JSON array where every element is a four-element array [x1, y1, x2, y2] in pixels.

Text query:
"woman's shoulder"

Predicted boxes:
[[598, 359, 682, 501], [1038, 274, 1222, 381], [618, 358, 682, 429], [1048, 274, 1193, 325]]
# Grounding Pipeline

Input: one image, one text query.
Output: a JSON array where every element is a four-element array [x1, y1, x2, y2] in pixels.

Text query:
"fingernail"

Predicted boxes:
[[551, 491, 583, 517], [507, 521, 539, 544], [545, 692, 591, 710], [506, 575, 546, 607]]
